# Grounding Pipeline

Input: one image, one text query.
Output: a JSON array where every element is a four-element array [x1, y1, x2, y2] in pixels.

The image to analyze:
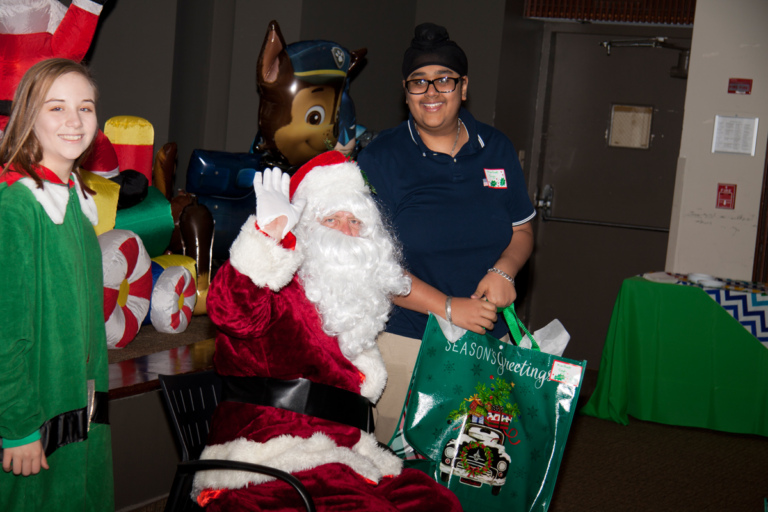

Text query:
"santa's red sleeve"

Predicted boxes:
[[206, 214, 303, 339]]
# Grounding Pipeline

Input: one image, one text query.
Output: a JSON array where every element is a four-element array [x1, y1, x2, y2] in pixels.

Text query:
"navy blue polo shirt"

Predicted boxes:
[[358, 108, 535, 339]]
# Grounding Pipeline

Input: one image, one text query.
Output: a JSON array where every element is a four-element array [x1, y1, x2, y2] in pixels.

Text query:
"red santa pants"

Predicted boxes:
[[202, 462, 462, 512]]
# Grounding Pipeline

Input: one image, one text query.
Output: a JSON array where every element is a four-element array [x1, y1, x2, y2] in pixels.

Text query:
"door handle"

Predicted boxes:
[[534, 184, 669, 233]]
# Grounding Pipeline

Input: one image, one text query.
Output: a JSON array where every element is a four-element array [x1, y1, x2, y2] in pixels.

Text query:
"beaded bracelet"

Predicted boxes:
[[445, 296, 453, 324], [488, 267, 515, 285]]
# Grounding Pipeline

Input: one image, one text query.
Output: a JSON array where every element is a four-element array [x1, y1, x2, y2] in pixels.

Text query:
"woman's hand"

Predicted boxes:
[[450, 296, 498, 334], [473, 221, 534, 308], [2, 440, 49, 476], [392, 272, 497, 333], [473, 271, 516, 308]]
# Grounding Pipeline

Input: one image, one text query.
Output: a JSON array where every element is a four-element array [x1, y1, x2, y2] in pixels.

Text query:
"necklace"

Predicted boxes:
[[450, 119, 464, 157]]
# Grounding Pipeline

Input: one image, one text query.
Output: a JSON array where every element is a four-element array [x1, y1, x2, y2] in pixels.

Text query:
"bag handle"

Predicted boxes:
[[501, 303, 540, 351]]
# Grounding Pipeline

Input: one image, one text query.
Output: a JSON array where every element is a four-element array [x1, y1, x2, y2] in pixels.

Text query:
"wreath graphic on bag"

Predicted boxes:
[[459, 441, 493, 477]]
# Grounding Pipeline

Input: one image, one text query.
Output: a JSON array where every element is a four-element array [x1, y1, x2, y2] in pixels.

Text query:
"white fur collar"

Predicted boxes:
[[17, 177, 98, 225], [192, 431, 401, 497], [229, 215, 303, 291]]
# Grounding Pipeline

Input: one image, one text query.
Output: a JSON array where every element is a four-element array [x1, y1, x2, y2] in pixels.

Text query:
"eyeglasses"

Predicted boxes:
[[404, 76, 463, 95]]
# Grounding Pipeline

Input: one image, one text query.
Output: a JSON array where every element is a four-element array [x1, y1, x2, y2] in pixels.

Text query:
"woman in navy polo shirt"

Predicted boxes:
[[357, 22, 536, 444]]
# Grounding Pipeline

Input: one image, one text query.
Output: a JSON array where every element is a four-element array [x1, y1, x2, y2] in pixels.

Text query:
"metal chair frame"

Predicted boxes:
[[158, 370, 316, 512]]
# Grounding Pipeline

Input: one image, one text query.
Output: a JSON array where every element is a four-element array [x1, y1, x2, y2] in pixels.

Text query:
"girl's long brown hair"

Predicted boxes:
[[0, 58, 98, 194]]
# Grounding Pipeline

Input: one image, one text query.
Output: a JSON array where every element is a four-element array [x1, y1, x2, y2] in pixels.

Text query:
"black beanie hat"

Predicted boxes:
[[401, 23, 468, 79]]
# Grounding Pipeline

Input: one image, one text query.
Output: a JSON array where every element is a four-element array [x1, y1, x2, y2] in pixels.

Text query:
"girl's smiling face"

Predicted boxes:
[[34, 72, 97, 181]]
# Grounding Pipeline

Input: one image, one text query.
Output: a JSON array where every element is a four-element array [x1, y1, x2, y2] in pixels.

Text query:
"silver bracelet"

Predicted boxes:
[[488, 267, 515, 285], [445, 296, 453, 324]]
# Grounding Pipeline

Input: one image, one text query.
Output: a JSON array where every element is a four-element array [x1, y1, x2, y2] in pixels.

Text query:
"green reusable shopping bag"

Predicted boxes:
[[389, 306, 585, 512]]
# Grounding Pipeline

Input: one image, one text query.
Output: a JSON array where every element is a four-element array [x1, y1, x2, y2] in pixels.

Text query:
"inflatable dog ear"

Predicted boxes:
[[255, 19, 366, 171]]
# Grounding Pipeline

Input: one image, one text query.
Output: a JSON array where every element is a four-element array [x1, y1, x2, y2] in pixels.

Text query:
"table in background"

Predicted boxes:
[[581, 276, 768, 437], [107, 315, 216, 510]]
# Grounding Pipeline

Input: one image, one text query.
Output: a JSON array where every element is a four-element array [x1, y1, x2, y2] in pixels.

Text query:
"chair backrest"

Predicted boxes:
[[159, 370, 222, 461]]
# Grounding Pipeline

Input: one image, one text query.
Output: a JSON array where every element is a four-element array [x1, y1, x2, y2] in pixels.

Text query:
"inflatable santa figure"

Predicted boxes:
[[0, 0, 106, 132], [194, 151, 462, 511]]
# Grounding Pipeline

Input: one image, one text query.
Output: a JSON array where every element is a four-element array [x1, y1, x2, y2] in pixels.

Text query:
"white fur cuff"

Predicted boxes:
[[229, 215, 303, 292], [350, 347, 388, 403]]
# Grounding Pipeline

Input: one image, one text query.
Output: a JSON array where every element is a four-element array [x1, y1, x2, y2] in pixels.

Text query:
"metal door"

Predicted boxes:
[[524, 31, 689, 368]]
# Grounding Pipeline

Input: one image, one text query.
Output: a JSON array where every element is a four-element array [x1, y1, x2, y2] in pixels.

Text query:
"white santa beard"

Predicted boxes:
[[297, 221, 410, 359]]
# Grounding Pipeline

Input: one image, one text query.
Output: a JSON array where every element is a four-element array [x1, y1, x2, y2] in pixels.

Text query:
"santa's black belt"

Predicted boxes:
[[0, 391, 108, 458], [0, 100, 10, 117], [221, 375, 375, 433]]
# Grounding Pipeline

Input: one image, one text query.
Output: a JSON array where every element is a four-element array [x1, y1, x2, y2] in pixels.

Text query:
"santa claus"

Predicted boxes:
[[192, 151, 462, 511]]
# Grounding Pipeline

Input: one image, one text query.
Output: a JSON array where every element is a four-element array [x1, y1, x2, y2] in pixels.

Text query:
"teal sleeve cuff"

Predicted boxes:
[[2, 430, 41, 449]]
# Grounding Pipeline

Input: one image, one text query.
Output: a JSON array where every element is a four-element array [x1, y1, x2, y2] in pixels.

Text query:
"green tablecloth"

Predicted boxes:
[[581, 277, 768, 437]]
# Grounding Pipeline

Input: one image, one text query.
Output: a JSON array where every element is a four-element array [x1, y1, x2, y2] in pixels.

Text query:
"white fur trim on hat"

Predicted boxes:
[[192, 431, 402, 497], [229, 215, 303, 292], [293, 160, 368, 214]]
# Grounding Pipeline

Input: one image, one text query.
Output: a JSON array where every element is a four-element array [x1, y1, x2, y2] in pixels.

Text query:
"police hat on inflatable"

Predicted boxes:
[[287, 40, 353, 85]]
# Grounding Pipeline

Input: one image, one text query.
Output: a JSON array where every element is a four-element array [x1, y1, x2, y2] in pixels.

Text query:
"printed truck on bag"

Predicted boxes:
[[440, 376, 520, 495], [439, 423, 511, 495]]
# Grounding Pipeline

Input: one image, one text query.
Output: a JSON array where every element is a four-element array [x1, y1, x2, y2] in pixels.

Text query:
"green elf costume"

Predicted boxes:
[[0, 167, 114, 511]]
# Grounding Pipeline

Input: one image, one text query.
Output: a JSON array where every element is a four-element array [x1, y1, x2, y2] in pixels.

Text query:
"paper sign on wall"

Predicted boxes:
[[712, 115, 759, 156]]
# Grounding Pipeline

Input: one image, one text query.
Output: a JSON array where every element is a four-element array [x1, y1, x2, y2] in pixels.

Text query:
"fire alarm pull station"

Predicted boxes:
[[716, 183, 737, 209]]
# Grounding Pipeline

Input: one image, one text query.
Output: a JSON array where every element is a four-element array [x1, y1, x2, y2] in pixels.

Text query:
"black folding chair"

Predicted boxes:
[[158, 370, 316, 512]]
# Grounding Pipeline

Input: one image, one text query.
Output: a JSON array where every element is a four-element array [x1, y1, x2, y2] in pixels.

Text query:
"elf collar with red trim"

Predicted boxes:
[[0, 167, 98, 225]]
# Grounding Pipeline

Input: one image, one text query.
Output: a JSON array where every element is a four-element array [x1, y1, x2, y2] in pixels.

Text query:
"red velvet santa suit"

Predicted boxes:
[[193, 212, 462, 510], [0, 0, 104, 131]]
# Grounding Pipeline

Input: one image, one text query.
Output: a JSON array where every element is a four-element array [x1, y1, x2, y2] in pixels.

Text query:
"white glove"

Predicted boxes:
[[253, 168, 306, 238]]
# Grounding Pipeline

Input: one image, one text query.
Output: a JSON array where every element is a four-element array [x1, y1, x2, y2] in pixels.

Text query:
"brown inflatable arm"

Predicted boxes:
[[152, 142, 178, 200]]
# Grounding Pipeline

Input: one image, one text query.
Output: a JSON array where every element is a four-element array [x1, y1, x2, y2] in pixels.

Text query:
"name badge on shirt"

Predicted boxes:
[[483, 168, 507, 189]]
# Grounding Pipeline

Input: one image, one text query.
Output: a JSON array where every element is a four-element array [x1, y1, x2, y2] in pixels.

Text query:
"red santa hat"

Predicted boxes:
[[82, 130, 120, 178], [289, 150, 371, 216]]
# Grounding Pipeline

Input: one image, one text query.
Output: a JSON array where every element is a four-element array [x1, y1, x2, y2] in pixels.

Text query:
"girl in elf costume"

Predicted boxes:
[[0, 58, 114, 511]]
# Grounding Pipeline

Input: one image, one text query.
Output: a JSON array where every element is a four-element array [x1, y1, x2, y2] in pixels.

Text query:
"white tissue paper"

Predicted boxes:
[[433, 311, 570, 357], [521, 319, 570, 356], [433, 312, 467, 343]]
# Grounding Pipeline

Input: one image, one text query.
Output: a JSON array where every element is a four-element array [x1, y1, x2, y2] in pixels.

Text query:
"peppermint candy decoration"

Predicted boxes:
[[99, 230, 152, 348]]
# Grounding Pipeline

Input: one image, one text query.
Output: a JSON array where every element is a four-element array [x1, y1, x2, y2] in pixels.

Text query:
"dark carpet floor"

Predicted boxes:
[[548, 371, 767, 512]]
